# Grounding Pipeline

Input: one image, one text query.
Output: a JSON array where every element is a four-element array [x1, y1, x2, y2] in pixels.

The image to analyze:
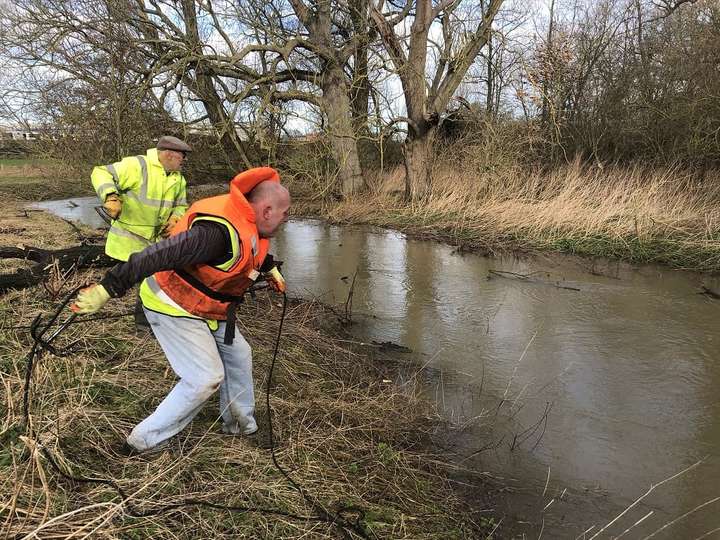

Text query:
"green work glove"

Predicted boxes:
[[265, 266, 286, 293], [71, 284, 111, 314]]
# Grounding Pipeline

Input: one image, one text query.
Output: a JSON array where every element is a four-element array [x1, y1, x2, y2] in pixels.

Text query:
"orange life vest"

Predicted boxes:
[[154, 167, 280, 334]]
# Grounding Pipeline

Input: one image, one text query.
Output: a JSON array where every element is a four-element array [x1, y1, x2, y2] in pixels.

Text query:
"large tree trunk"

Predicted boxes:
[[349, 0, 370, 143], [287, 0, 366, 198], [194, 71, 253, 171], [179, 0, 253, 171], [403, 129, 434, 201], [322, 64, 365, 197], [371, 0, 504, 201]]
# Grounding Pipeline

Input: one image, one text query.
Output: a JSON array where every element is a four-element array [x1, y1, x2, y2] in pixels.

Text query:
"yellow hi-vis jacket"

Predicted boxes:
[[91, 148, 188, 261]]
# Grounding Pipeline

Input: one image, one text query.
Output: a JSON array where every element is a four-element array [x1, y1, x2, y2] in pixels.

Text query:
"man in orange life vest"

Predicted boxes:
[[72, 167, 290, 452]]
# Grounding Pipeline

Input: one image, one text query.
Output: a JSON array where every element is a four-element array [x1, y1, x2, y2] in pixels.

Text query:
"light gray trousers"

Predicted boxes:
[[127, 309, 257, 451]]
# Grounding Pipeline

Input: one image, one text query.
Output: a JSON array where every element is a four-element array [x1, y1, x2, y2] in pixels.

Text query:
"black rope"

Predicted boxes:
[[266, 295, 371, 538], [20, 288, 372, 538], [23, 286, 86, 431]]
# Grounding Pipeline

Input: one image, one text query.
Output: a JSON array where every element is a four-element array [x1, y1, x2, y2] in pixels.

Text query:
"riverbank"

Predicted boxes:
[[0, 201, 497, 538], [0, 166, 716, 537], [292, 160, 720, 273]]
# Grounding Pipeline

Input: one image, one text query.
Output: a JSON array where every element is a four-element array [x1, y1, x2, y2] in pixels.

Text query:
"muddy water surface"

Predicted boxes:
[[272, 220, 720, 539]]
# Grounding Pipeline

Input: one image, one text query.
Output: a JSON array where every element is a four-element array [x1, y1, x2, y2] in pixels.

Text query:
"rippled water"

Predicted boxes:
[[272, 220, 720, 539]]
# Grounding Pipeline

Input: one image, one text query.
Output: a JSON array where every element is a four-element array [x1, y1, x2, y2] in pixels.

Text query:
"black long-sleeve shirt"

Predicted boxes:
[[100, 221, 231, 298]]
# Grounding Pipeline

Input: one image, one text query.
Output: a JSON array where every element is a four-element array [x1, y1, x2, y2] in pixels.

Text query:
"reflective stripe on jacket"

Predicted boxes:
[[91, 148, 188, 261], [149, 167, 280, 321]]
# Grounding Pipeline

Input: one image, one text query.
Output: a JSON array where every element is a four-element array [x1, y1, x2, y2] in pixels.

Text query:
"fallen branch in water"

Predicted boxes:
[[488, 270, 581, 291], [699, 286, 720, 300]]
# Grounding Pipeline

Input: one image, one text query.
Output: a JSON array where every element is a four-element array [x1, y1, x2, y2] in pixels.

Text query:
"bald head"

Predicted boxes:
[[247, 180, 288, 205], [247, 180, 291, 238]]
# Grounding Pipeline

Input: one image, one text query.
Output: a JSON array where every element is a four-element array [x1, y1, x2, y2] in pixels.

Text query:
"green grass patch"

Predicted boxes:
[[549, 233, 720, 272], [0, 158, 91, 200], [0, 175, 90, 201], [0, 157, 52, 166]]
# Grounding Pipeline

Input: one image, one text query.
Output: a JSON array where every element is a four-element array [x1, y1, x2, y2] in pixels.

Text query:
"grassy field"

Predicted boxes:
[[0, 158, 45, 166], [1, 293, 489, 538], [0, 158, 91, 201]]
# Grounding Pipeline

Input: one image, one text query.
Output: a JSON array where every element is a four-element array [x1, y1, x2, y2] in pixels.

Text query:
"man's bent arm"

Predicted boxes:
[[100, 221, 230, 297]]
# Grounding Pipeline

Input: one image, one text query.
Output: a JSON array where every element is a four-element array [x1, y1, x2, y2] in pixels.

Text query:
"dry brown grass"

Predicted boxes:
[[0, 199, 100, 249], [0, 272, 488, 538], [323, 156, 720, 270]]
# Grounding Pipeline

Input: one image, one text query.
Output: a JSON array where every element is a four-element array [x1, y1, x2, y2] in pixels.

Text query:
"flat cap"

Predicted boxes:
[[156, 135, 192, 152]]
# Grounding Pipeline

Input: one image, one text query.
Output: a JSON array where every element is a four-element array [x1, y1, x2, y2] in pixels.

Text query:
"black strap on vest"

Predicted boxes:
[[224, 302, 238, 345], [175, 269, 246, 345]]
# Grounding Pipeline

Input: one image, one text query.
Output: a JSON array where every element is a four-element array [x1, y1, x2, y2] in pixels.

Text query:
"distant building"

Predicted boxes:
[[0, 124, 39, 141], [185, 125, 251, 142]]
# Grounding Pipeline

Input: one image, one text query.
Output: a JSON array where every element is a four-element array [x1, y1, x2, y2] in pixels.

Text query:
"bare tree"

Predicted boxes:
[[523, 0, 717, 163], [284, 0, 366, 195], [0, 0, 179, 161], [370, 0, 505, 200], [466, 2, 528, 118], [1, 0, 373, 196]]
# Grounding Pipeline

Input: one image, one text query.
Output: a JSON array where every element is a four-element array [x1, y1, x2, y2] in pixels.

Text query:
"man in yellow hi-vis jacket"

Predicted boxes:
[[91, 136, 191, 262]]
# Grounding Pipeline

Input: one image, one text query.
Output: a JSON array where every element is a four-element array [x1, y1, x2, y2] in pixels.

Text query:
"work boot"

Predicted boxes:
[[120, 432, 170, 457], [221, 414, 258, 436], [221, 422, 258, 436], [117, 439, 169, 458]]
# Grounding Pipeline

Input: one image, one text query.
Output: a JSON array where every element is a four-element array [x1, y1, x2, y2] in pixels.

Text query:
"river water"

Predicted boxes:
[[34, 197, 720, 539]]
